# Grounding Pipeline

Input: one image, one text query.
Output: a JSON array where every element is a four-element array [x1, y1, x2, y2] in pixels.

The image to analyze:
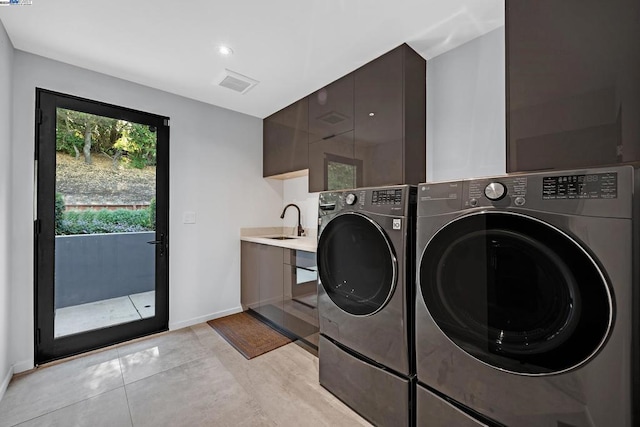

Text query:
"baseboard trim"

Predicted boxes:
[[0, 365, 13, 403], [12, 359, 34, 374], [169, 306, 243, 331]]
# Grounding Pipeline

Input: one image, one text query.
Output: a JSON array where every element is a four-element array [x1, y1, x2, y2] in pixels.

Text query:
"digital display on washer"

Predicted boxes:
[[542, 172, 617, 200], [372, 189, 402, 205]]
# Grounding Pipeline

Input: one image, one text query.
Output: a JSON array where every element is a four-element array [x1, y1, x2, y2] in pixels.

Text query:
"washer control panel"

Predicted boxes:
[[372, 189, 403, 206], [467, 177, 528, 207], [319, 186, 415, 217], [542, 172, 617, 200]]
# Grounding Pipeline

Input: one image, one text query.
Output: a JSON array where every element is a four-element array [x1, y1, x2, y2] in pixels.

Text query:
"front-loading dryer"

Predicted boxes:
[[317, 185, 416, 427], [415, 166, 638, 427]]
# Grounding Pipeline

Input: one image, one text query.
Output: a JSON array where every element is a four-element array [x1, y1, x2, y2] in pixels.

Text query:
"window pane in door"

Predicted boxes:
[[54, 108, 157, 337]]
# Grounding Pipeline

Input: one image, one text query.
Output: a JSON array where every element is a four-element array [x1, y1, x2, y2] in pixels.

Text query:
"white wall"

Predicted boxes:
[[426, 26, 506, 182], [281, 176, 319, 236], [0, 19, 14, 399], [10, 51, 284, 372]]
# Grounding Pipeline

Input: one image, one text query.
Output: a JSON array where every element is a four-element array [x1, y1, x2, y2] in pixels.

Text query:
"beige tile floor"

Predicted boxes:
[[0, 323, 371, 427]]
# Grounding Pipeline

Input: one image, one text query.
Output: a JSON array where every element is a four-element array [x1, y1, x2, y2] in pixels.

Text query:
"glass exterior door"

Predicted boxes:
[[35, 89, 169, 364]]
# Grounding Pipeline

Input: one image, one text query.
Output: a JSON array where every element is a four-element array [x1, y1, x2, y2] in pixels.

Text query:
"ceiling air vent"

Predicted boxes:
[[317, 111, 348, 125], [218, 69, 259, 94]]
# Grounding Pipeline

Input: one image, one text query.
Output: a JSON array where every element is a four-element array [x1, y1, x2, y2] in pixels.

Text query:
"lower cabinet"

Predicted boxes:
[[240, 241, 283, 314], [241, 241, 319, 348]]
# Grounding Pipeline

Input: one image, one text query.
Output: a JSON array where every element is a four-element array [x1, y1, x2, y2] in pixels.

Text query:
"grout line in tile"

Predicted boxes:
[[117, 356, 135, 427], [8, 387, 124, 427], [121, 349, 210, 388]]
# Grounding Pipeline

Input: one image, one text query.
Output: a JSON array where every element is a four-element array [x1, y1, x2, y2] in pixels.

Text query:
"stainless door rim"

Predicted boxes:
[[417, 209, 614, 376]]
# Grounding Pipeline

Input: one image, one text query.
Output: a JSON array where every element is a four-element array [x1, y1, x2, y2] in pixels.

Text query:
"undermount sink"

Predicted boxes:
[[267, 236, 297, 240]]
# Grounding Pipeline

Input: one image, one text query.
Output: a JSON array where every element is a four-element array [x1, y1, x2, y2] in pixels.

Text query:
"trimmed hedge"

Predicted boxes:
[[57, 208, 154, 235], [55, 193, 156, 235], [55, 193, 65, 234]]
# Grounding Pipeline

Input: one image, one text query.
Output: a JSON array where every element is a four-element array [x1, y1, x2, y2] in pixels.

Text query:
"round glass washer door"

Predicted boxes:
[[419, 211, 612, 375], [318, 212, 397, 316]]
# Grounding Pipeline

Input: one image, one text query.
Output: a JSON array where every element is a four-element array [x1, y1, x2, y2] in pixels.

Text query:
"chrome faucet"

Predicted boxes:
[[280, 203, 305, 237]]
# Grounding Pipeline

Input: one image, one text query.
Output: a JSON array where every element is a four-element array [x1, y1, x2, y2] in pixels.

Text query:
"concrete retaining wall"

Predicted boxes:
[[55, 232, 155, 308]]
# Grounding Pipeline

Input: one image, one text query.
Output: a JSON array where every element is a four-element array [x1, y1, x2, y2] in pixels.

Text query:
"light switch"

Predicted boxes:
[[183, 211, 196, 224]]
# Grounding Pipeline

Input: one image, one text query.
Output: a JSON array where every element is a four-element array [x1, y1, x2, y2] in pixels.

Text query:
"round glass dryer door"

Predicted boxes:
[[318, 212, 397, 316], [419, 211, 612, 375]]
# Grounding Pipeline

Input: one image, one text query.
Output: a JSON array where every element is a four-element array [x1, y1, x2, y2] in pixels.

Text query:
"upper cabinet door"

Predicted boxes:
[[308, 131, 357, 193], [354, 47, 404, 188], [263, 98, 309, 177], [507, 0, 640, 172], [308, 74, 354, 143]]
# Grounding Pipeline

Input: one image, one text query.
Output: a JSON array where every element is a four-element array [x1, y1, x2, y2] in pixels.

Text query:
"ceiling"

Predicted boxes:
[[0, 0, 504, 118]]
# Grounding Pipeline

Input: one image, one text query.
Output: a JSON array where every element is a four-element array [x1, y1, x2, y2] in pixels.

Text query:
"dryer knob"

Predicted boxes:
[[345, 193, 357, 205], [484, 182, 507, 201]]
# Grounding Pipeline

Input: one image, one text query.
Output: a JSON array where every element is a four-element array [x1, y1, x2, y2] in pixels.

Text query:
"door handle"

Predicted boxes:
[[147, 233, 166, 256]]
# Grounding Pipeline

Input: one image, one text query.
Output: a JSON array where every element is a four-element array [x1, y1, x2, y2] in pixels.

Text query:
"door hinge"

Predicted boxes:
[[34, 219, 41, 235], [36, 328, 41, 344], [36, 108, 43, 125], [163, 118, 170, 127]]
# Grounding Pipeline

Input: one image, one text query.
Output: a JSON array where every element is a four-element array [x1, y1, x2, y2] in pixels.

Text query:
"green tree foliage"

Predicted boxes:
[[56, 109, 156, 168], [114, 123, 157, 168], [55, 109, 85, 157]]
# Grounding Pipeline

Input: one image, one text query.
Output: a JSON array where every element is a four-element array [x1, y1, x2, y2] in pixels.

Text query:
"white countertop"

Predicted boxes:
[[240, 227, 317, 253]]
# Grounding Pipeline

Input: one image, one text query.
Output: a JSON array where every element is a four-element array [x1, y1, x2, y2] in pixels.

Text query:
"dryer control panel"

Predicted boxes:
[[418, 166, 632, 219]]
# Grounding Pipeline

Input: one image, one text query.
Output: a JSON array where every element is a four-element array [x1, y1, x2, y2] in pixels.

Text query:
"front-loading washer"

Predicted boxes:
[[317, 185, 416, 427], [415, 166, 639, 427]]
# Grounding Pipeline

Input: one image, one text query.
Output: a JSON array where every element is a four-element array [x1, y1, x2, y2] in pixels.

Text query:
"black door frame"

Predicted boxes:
[[34, 88, 170, 364]]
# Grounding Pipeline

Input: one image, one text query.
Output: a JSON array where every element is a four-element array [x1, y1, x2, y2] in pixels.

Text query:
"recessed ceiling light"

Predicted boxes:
[[218, 45, 234, 56], [369, 112, 376, 117]]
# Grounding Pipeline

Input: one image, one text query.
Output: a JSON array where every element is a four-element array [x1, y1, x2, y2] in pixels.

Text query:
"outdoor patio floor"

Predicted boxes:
[[55, 291, 155, 337]]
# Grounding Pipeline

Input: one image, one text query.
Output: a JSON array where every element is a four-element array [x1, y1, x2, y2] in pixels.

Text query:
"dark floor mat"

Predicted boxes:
[[207, 312, 292, 359]]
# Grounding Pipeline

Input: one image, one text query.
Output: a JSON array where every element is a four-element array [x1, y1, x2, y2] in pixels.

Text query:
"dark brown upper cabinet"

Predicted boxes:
[[354, 44, 426, 188], [506, 0, 640, 172], [308, 131, 358, 192], [308, 74, 354, 143], [263, 98, 309, 178], [264, 43, 426, 190]]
